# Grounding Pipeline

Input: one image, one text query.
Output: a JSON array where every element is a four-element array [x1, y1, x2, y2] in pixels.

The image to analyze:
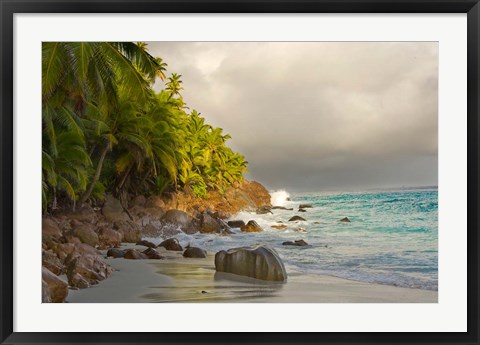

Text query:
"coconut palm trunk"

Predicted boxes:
[[79, 142, 110, 205]]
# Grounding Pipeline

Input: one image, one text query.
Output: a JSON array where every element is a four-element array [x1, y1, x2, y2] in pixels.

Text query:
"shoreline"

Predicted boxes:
[[67, 244, 438, 303]]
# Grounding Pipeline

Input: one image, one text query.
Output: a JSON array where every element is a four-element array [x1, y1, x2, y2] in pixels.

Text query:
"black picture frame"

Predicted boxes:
[[1, 1, 479, 344]]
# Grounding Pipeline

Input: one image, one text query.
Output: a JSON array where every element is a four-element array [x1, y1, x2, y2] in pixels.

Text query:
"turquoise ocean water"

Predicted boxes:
[[151, 187, 438, 291]]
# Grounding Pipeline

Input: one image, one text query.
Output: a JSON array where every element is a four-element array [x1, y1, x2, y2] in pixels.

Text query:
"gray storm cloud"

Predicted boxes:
[[147, 42, 438, 192]]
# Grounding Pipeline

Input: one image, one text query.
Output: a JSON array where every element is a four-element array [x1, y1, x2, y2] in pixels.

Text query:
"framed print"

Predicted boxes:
[[0, 0, 479, 344]]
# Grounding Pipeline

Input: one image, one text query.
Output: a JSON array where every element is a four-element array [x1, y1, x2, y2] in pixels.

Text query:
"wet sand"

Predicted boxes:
[[66, 244, 438, 303]]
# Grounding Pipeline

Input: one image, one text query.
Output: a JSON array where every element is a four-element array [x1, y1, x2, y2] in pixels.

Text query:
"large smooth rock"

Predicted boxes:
[[98, 228, 122, 248], [288, 216, 306, 222], [241, 220, 263, 233], [102, 195, 129, 222], [199, 212, 224, 233], [183, 247, 207, 258], [130, 195, 146, 207], [73, 224, 99, 247], [215, 246, 287, 282], [158, 238, 183, 251], [145, 195, 165, 209], [162, 210, 197, 234], [64, 204, 97, 223], [42, 267, 68, 302], [114, 220, 141, 243]]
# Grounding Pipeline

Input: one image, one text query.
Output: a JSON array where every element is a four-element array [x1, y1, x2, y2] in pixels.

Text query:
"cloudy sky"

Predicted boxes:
[[147, 42, 438, 192]]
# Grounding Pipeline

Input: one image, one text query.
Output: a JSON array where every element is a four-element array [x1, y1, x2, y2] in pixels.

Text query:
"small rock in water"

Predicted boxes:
[[220, 228, 235, 235], [271, 206, 294, 211], [282, 239, 309, 246], [201, 290, 208, 294], [256, 206, 273, 215], [288, 216, 306, 222], [299, 204, 313, 209], [136, 240, 157, 248], [271, 224, 288, 229], [294, 227, 307, 233], [298, 209, 307, 212], [339, 217, 351, 223], [106, 248, 126, 258], [124, 249, 148, 260], [227, 220, 246, 228], [158, 238, 183, 251], [241, 220, 263, 232], [183, 247, 207, 258], [142, 247, 164, 260]]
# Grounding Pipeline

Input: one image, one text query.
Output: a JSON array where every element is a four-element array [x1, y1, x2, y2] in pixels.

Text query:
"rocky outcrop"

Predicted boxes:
[[183, 247, 207, 258], [158, 238, 183, 251], [160, 180, 271, 219], [42, 267, 68, 302], [288, 216, 306, 222], [215, 246, 287, 282], [241, 220, 263, 232], [339, 217, 351, 222]]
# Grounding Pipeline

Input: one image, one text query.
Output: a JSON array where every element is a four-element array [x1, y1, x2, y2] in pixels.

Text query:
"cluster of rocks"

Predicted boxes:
[[41, 180, 355, 301], [42, 180, 272, 302]]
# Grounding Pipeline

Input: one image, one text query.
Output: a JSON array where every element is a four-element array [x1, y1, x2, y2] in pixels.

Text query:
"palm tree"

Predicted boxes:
[[43, 42, 164, 208]]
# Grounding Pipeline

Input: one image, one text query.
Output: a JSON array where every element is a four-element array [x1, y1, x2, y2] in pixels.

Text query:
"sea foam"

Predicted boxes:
[[270, 190, 290, 206]]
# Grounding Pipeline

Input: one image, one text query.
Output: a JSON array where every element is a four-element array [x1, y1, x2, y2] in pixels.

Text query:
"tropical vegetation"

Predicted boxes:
[[42, 42, 248, 212]]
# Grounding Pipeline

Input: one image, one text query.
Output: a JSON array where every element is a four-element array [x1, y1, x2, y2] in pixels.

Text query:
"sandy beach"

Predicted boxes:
[[66, 243, 438, 303]]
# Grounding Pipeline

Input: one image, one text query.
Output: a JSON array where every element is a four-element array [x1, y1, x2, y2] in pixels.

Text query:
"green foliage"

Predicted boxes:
[[42, 42, 248, 211]]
